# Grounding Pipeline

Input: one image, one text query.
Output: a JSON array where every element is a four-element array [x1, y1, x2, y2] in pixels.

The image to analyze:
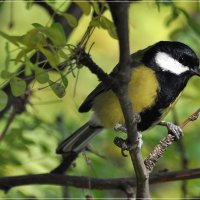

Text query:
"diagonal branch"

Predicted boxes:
[[144, 108, 200, 172]]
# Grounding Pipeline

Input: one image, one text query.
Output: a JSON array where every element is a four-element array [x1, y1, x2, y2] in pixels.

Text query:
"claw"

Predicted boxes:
[[159, 121, 183, 140], [114, 137, 129, 157], [166, 122, 183, 140], [114, 123, 127, 133], [114, 132, 143, 157]]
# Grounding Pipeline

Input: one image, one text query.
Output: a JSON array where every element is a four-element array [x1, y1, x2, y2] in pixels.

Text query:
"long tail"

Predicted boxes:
[[56, 122, 103, 154]]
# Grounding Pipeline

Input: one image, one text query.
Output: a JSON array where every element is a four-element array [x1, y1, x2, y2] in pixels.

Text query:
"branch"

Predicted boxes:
[[75, 49, 116, 89], [50, 153, 78, 174], [107, 2, 150, 198], [144, 108, 200, 172], [0, 109, 16, 141], [0, 168, 200, 192], [75, 2, 150, 198]]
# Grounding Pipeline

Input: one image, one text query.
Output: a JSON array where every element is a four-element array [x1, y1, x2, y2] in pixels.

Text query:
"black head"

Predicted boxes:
[[143, 41, 200, 77]]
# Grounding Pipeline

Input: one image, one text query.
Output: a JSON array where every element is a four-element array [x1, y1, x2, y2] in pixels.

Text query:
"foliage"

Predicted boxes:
[[0, 1, 117, 108], [0, 0, 200, 199]]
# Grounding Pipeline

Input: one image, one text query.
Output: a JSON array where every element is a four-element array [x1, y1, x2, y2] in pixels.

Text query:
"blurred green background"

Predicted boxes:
[[0, 1, 200, 199]]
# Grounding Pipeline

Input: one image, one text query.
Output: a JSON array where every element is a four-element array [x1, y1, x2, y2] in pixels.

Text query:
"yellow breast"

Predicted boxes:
[[92, 66, 160, 128]]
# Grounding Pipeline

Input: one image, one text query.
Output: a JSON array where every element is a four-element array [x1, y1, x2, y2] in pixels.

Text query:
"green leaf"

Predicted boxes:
[[60, 73, 68, 88], [107, 26, 118, 39], [100, 16, 110, 29], [0, 31, 22, 46], [49, 80, 66, 98], [0, 90, 8, 111], [90, 16, 101, 28], [75, 2, 91, 15], [92, 1, 100, 15], [21, 29, 46, 48], [5, 42, 10, 69], [15, 47, 33, 65], [25, 66, 32, 76], [34, 67, 49, 84], [24, 56, 33, 76], [24, 56, 34, 69], [51, 23, 66, 44], [33, 23, 66, 46], [32, 23, 43, 28], [1, 70, 13, 79], [0, 29, 46, 49], [39, 47, 59, 68], [100, 16, 118, 39], [64, 13, 78, 27], [10, 77, 26, 97], [58, 49, 69, 59]]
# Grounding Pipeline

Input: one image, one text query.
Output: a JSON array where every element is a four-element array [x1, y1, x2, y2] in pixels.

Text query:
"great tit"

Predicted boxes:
[[56, 41, 200, 154]]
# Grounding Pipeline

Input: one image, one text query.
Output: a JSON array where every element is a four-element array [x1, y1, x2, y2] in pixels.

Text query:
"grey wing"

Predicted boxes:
[[79, 82, 109, 112], [78, 45, 151, 113]]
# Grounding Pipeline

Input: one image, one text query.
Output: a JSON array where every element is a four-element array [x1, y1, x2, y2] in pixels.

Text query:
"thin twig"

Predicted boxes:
[[144, 108, 200, 172], [0, 109, 16, 142]]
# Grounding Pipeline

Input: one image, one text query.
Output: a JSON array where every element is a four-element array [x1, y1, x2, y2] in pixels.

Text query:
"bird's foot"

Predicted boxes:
[[114, 132, 143, 157], [114, 123, 127, 133], [159, 121, 183, 140], [114, 137, 129, 157]]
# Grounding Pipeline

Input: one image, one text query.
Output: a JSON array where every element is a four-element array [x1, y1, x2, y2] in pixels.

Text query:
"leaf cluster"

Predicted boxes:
[[0, 1, 117, 112]]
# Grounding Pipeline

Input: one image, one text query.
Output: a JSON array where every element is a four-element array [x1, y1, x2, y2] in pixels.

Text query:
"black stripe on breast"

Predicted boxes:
[[138, 72, 189, 132]]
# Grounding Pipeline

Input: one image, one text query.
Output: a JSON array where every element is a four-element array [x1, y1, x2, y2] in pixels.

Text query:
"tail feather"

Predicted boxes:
[[56, 122, 103, 154]]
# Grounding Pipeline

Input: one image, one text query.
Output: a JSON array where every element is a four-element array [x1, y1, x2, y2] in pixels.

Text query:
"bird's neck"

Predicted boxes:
[[156, 72, 189, 106]]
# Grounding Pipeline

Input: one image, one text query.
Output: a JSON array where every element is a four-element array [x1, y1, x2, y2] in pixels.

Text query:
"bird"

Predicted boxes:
[[56, 41, 200, 155]]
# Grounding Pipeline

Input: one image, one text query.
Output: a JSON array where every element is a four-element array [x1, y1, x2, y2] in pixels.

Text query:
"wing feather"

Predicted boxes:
[[78, 46, 151, 113]]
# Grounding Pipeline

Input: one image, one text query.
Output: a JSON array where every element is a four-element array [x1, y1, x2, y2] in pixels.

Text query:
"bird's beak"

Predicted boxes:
[[191, 67, 200, 76]]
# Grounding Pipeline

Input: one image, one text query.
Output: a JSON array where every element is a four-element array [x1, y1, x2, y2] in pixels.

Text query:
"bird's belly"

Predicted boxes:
[[92, 66, 160, 128]]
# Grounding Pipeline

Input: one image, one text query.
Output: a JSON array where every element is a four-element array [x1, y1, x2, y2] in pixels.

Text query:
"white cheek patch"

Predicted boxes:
[[155, 52, 189, 75]]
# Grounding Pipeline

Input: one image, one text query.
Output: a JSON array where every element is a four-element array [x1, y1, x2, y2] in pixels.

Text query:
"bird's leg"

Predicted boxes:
[[114, 123, 143, 156], [114, 137, 129, 157], [158, 121, 183, 140], [114, 123, 127, 133], [137, 132, 143, 149]]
